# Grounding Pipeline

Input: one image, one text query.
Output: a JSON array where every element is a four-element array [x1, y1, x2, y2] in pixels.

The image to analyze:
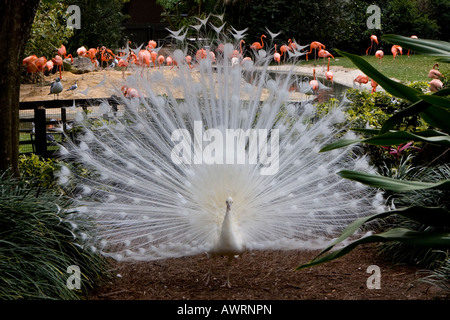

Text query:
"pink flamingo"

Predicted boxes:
[[391, 45, 402, 60], [279, 44, 290, 61], [77, 46, 87, 57], [230, 40, 245, 60], [309, 69, 319, 91], [157, 55, 165, 68], [274, 44, 281, 64], [45, 60, 54, 74], [365, 35, 378, 55], [209, 51, 216, 63], [118, 58, 129, 78], [288, 39, 297, 51], [150, 51, 158, 67], [196, 48, 207, 61], [306, 41, 325, 61], [121, 85, 139, 98], [51, 55, 63, 79], [318, 49, 334, 70], [325, 57, 333, 82], [23, 55, 38, 66], [375, 50, 384, 63], [250, 34, 266, 50], [58, 44, 73, 64], [146, 40, 157, 50], [353, 75, 369, 87], [186, 55, 193, 68], [24, 58, 38, 83], [407, 35, 418, 57], [166, 56, 173, 67], [428, 63, 441, 79], [429, 79, 443, 92], [371, 79, 378, 93]]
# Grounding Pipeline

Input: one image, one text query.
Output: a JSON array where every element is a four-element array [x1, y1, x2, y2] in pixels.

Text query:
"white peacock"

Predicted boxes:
[[59, 25, 385, 288]]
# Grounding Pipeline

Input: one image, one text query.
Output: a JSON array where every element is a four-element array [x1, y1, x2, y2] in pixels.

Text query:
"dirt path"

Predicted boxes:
[[89, 245, 448, 300]]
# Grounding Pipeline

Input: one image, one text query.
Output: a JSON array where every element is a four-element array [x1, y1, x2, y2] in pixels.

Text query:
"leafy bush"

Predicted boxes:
[[24, 1, 74, 59], [298, 36, 450, 292], [418, 252, 450, 291], [0, 173, 108, 300], [316, 84, 427, 171], [378, 163, 450, 268], [18, 154, 61, 189]]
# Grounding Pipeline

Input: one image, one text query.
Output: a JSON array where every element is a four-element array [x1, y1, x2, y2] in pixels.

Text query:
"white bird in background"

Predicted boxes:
[[48, 77, 63, 99], [60, 26, 385, 288], [66, 82, 78, 91]]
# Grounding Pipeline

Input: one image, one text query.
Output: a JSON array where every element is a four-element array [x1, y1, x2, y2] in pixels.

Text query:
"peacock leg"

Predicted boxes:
[[222, 255, 234, 288], [204, 256, 215, 285]]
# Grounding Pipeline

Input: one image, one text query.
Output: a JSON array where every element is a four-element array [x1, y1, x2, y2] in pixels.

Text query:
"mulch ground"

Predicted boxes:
[[88, 244, 448, 300]]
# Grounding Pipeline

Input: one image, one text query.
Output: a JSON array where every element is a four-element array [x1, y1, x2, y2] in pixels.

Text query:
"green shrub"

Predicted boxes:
[[18, 154, 61, 189], [25, 1, 74, 59], [377, 163, 450, 268], [298, 37, 450, 292], [0, 172, 109, 300], [316, 85, 427, 171]]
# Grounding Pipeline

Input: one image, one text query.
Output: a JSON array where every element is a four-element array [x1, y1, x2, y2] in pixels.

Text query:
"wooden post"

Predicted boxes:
[[61, 107, 67, 132], [34, 106, 47, 156]]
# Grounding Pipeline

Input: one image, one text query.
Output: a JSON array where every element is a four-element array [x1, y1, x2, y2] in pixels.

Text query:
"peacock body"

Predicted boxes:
[[59, 27, 385, 286]]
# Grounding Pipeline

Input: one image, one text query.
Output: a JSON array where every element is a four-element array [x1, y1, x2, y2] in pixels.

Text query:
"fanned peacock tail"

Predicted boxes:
[[59, 26, 386, 263]]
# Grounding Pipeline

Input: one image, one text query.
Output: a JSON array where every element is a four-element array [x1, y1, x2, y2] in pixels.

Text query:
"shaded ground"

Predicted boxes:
[[89, 245, 448, 300]]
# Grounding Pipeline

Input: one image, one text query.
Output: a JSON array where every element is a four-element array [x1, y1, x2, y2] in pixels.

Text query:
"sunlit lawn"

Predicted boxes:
[[300, 54, 448, 83]]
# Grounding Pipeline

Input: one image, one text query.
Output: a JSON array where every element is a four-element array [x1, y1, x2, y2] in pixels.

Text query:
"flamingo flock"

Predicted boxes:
[[22, 32, 445, 99], [19, 36, 345, 95]]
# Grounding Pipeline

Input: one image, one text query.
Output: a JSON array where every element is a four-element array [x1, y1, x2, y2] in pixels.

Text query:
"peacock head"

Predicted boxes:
[[226, 197, 233, 211]]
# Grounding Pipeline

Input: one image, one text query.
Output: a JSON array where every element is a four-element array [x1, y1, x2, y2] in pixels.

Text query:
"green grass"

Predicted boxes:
[[301, 54, 449, 83], [19, 132, 62, 154]]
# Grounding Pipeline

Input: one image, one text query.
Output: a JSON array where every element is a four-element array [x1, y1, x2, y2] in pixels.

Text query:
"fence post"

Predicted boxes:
[[34, 106, 47, 156], [61, 107, 67, 132]]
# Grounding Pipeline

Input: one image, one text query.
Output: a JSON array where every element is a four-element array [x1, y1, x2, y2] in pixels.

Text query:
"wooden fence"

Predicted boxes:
[[19, 97, 121, 158]]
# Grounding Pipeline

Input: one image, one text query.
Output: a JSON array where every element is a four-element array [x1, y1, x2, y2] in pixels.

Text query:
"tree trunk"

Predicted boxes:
[[0, 0, 40, 176]]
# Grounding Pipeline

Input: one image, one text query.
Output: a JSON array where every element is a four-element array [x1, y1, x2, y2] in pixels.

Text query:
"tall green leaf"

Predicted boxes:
[[296, 206, 450, 270], [297, 228, 450, 270], [420, 95, 450, 110], [337, 170, 450, 191], [320, 130, 450, 152]]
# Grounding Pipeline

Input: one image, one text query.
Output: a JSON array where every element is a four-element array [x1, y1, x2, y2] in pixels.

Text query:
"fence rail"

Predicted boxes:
[[19, 97, 121, 157]]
